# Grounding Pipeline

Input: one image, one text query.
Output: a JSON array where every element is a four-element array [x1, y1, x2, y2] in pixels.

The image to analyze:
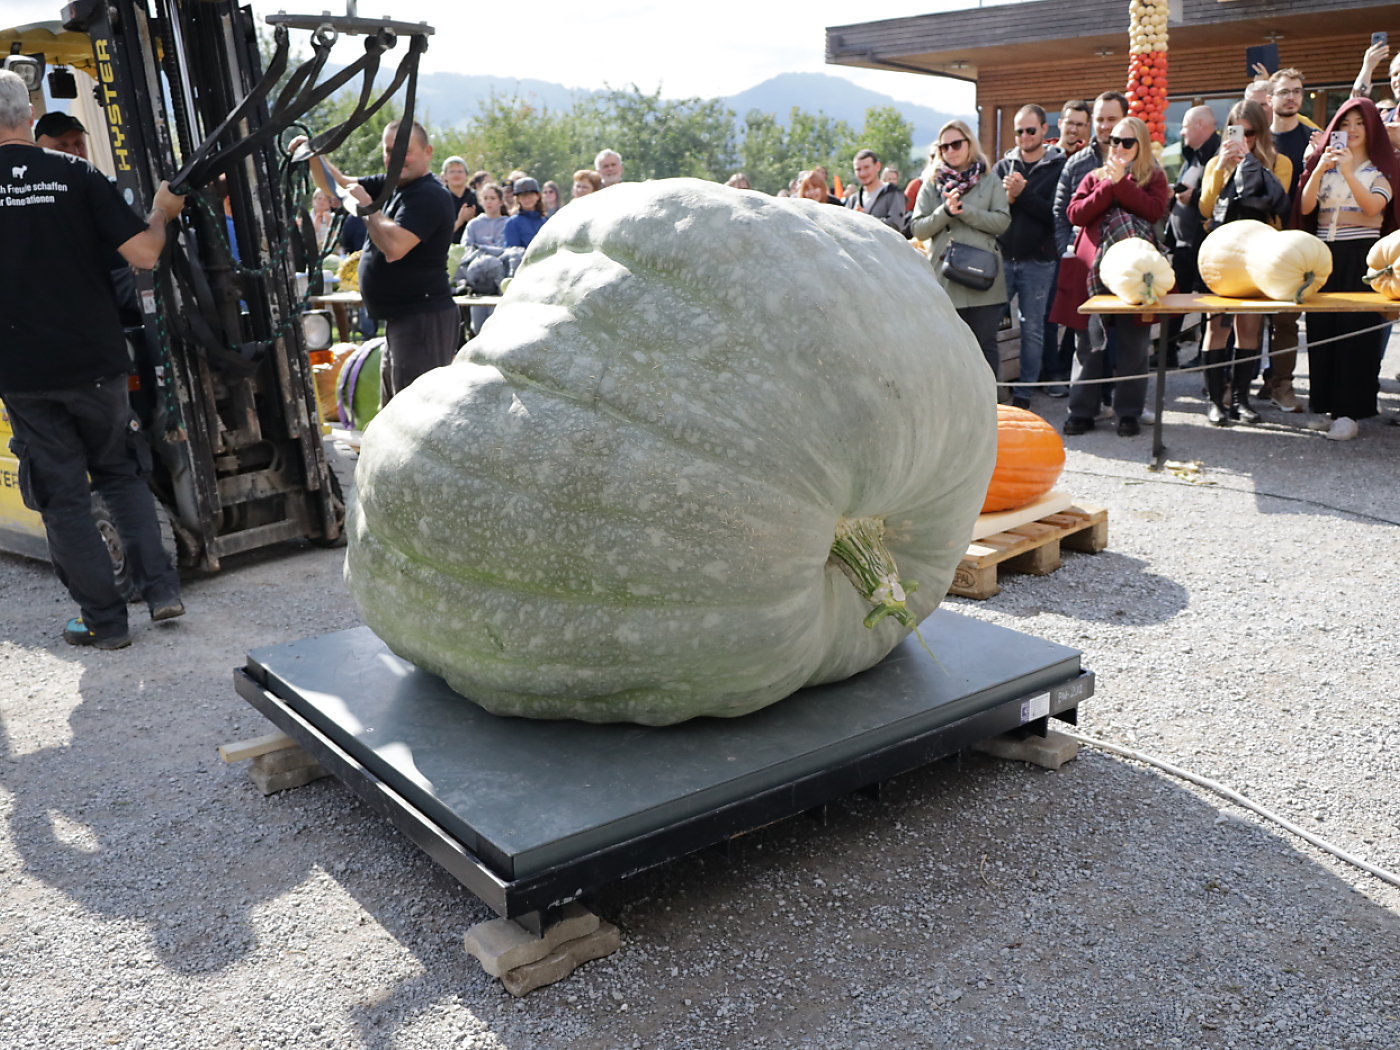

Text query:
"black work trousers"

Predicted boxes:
[[380, 304, 464, 407], [4, 376, 180, 639]]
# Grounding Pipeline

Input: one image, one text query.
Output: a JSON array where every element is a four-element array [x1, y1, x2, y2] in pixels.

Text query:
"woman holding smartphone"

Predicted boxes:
[[1061, 116, 1171, 437], [1295, 97, 1400, 441], [1197, 100, 1292, 425]]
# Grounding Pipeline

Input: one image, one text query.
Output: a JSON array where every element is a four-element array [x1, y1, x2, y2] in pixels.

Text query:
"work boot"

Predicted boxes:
[[1270, 380, 1303, 413], [1204, 346, 1231, 426], [1231, 358, 1261, 424], [63, 617, 132, 650]]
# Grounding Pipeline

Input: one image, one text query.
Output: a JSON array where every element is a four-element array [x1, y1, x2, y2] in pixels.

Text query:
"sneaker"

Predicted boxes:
[[1325, 416, 1359, 441], [1117, 416, 1140, 437], [1270, 381, 1303, 413], [1095, 404, 1115, 422], [1139, 409, 1155, 425], [1303, 415, 1332, 431], [63, 617, 132, 650], [1011, 396, 1032, 410], [150, 597, 185, 622], [1046, 384, 1070, 398], [1063, 416, 1095, 436]]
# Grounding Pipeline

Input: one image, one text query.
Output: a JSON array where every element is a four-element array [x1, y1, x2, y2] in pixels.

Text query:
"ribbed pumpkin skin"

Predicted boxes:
[[1198, 220, 1270, 298], [1365, 230, 1400, 299], [981, 405, 1066, 513], [346, 179, 997, 725], [1199, 219, 1332, 302]]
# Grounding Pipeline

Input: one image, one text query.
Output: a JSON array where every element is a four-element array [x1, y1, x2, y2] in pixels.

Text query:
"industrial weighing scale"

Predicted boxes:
[[234, 610, 1092, 933]]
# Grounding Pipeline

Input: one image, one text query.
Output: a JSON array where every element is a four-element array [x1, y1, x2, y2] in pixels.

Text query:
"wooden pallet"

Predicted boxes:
[[949, 503, 1108, 600]]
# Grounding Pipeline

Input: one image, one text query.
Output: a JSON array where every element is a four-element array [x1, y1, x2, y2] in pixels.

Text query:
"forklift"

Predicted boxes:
[[0, 1, 433, 582]]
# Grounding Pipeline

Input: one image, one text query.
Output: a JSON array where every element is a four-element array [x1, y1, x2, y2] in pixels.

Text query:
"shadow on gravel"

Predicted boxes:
[[961, 549, 1190, 626], [1058, 370, 1400, 527]]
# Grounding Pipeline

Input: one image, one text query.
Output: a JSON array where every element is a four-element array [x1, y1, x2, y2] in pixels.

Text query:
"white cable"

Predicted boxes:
[[1057, 728, 1400, 891]]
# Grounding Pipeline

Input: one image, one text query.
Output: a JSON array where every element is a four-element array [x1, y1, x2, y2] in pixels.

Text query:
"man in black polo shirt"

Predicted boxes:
[[0, 70, 185, 650], [295, 120, 457, 405]]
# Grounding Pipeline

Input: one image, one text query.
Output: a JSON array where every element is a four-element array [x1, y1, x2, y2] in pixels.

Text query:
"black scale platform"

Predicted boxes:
[[235, 610, 1092, 925]]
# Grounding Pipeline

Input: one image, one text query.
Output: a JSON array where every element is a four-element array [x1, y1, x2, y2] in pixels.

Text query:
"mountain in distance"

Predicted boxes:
[[388, 69, 972, 160], [725, 72, 972, 157]]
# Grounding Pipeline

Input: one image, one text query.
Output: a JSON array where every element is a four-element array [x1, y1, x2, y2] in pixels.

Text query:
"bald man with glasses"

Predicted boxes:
[[992, 104, 1066, 407]]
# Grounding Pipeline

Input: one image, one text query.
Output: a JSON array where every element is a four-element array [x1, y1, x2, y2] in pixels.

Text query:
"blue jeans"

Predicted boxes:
[[1005, 259, 1057, 400]]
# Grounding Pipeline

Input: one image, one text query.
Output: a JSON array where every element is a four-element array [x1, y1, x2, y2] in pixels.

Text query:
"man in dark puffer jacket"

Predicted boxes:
[[993, 104, 1065, 407]]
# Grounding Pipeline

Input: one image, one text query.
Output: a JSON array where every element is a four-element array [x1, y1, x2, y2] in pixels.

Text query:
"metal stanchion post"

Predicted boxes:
[[1151, 319, 1169, 470]]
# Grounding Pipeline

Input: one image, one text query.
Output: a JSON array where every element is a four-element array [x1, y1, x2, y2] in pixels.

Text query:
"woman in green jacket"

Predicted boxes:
[[912, 119, 1012, 380]]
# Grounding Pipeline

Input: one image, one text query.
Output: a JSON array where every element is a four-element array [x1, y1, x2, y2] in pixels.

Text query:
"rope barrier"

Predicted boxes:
[[995, 318, 1398, 387]]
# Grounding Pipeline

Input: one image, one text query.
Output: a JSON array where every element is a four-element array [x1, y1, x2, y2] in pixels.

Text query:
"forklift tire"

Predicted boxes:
[[90, 492, 181, 602]]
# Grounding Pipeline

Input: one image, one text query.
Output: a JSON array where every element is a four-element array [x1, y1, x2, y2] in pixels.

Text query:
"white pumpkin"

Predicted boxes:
[[1364, 229, 1400, 299], [1254, 230, 1333, 303], [345, 179, 998, 725], [1198, 219, 1332, 303], [1099, 237, 1175, 305]]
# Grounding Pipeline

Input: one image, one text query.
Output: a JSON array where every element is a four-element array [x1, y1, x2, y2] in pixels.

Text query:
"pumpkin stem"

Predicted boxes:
[[1295, 272, 1315, 305], [829, 517, 919, 630], [1141, 272, 1157, 306]]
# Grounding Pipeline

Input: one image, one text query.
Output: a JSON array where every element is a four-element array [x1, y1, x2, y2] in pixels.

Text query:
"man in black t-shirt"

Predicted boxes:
[[295, 120, 458, 406], [0, 70, 185, 650]]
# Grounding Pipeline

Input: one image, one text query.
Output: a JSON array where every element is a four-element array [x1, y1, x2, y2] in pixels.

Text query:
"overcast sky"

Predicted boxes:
[[7, 0, 979, 112]]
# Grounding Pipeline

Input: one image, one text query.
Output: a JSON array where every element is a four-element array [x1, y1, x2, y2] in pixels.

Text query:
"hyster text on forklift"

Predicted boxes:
[[0, 1, 433, 585]]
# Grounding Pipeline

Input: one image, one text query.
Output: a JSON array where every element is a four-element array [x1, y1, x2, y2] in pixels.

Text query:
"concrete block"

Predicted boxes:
[[501, 921, 621, 997], [249, 756, 327, 795], [250, 746, 321, 777], [463, 902, 600, 978], [973, 728, 1079, 771]]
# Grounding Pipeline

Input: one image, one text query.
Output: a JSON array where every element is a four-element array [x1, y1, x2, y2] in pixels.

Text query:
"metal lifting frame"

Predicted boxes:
[[60, 0, 432, 571]]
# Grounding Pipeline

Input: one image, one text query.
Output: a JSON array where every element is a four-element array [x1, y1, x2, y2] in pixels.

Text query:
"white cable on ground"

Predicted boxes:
[[1056, 728, 1400, 891], [997, 318, 1396, 387]]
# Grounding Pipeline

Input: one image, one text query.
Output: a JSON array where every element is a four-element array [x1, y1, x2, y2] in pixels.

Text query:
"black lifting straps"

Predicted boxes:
[[169, 22, 429, 217]]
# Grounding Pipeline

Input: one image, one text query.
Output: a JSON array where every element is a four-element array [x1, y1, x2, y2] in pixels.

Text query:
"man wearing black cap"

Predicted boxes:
[[34, 111, 89, 159], [0, 70, 185, 650], [292, 119, 457, 404]]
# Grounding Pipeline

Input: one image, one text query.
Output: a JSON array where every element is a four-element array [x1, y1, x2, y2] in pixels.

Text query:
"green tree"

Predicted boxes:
[[441, 93, 582, 186], [585, 86, 737, 182], [857, 106, 915, 178], [738, 110, 794, 195]]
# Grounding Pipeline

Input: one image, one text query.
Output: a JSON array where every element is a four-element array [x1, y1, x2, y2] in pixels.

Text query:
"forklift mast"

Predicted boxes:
[[57, 0, 432, 571]]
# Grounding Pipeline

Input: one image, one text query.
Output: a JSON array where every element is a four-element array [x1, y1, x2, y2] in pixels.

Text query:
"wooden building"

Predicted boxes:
[[827, 0, 1400, 158]]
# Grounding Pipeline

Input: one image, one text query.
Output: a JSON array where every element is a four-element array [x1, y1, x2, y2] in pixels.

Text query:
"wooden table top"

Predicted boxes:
[[1081, 292, 1399, 315]]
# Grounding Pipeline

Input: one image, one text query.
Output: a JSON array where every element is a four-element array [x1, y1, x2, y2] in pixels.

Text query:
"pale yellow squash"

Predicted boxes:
[[1198, 219, 1332, 303], [1364, 229, 1400, 300], [1100, 237, 1175, 305]]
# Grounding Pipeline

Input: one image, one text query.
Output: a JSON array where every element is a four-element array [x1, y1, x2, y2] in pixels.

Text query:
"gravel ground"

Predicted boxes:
[[2, 348, 1399, 1050]]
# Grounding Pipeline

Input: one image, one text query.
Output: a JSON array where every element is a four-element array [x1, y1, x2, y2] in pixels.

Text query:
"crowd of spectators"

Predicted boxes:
[[311, 46, 1400, 441]]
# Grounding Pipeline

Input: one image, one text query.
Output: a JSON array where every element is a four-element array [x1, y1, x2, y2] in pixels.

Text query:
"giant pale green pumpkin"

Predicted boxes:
[[346, 179, 997, 724]]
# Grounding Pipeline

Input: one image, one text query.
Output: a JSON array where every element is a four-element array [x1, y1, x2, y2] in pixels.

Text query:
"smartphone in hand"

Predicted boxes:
[[1373, 31, 1389, 48], [1225, 126, 1246, 146], [1331, 131, 1349, 151]]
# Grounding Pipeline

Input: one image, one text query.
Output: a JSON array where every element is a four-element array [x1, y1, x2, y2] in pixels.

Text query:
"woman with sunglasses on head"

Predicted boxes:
[[911, 120, 1012, 381], [1294, 97, 1400, 441], [1196, 99, 1292, 426], [1062, 116, 1171, 437]]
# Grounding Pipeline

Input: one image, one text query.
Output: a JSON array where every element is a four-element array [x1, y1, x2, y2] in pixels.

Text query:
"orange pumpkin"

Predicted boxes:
[[980, 405, 1066, 513]]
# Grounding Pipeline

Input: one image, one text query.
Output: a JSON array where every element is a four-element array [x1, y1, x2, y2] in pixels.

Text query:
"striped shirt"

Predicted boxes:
[[1316, 161, 1392, 242]]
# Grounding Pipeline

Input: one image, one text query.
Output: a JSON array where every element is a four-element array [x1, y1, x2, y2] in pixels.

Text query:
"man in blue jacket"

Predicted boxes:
[[993, 105, 1065, 408]]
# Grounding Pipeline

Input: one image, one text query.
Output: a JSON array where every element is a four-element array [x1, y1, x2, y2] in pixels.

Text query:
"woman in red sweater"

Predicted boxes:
[[1062, 116, 1171, 437]]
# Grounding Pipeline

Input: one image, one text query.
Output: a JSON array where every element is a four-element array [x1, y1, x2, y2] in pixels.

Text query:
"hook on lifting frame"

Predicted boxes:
[[168, 5, 432, 218]]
